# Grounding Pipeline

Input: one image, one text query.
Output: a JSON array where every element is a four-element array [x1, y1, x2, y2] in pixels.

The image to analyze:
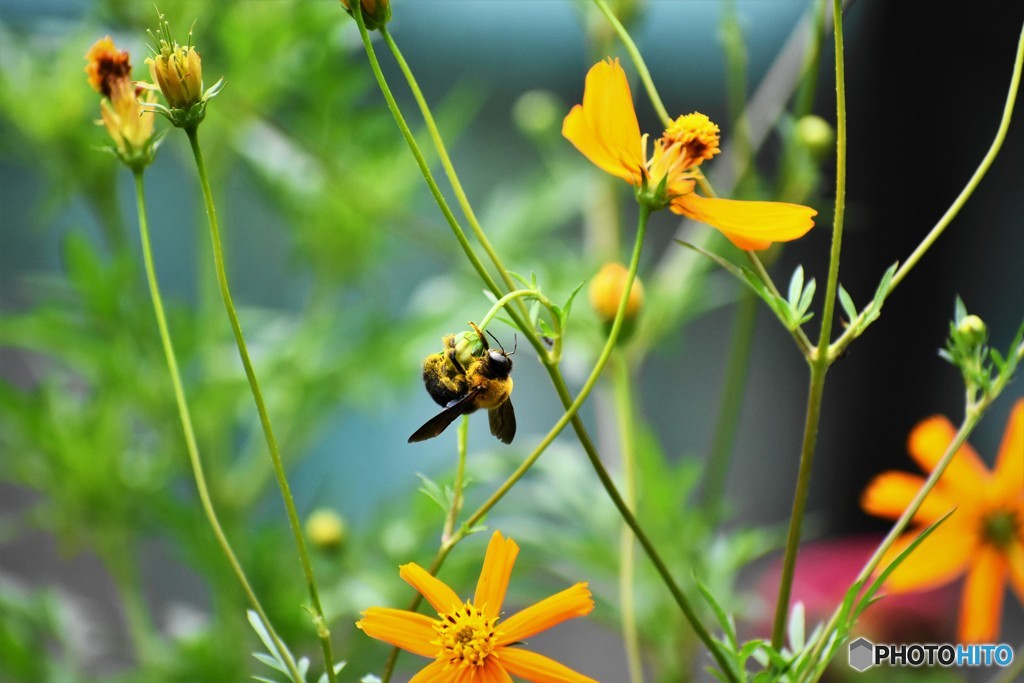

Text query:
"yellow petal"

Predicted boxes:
[[880, 521, 975, 593], [408, 658, 457, 683], [474, 531, 520, 619], [356, 607, 439, 658], [562, 58, 645, 185], [1006, 541, 1024, 604], [400, 563, 462, 615], [496, 647, 599, 683], [671, 193, 816, 250], [992, 399, 1024, 502], [481, 657, 515, 683], [860, 471, 957, 523], [907, 415, 990, 498], [958, 545, 1007, 643], [497, 583, 594, 644]]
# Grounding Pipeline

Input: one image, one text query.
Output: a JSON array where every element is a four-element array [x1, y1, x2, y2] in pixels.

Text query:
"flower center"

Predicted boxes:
[[434, 601, 499, 669], [662, 112, 721, 168], [982, 508, 1020, 550]]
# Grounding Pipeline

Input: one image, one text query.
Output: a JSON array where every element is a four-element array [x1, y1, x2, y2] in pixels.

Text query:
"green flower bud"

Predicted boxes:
[[795, 115, 835, 159]]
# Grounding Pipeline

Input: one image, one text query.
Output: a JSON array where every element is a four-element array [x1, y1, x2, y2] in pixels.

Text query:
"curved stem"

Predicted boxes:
[[478, 289, 546, 331], [183, 127, 338, 683], [592, 0, 671, 127], [828, 21, 1024, 360], [131, 170, 302, 682], [770, 0, 848, 649], [442, 416, 470, 545], [612, 354, 644, 683]]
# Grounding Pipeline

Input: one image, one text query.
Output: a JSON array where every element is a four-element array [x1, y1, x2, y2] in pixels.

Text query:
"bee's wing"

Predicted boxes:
[[488, 398, 516, 444], [408, 388, 480, 443]]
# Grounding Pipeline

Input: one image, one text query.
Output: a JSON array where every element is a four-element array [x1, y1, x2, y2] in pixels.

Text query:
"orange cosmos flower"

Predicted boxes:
[[357, 531, 598, 682], [562, 59, 817, 250], [85, 37, 157, 166], [861, 399, 1024, 643]]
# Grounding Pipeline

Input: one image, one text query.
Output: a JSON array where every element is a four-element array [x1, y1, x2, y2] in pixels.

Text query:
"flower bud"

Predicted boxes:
[[589, 262, 644, 323], [452, 330, 484, 368], [795, 115, 835, 160], [147, 41, 203, 110], [513, 90, 561, 139], [341, 0, 391, 30], [100, 79, 158, 163], [306, 508, 347, 552], [956, 314, 987, 346]]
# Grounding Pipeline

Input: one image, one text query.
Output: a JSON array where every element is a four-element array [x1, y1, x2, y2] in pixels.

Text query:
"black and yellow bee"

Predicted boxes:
[[408, 322, 516, 444]]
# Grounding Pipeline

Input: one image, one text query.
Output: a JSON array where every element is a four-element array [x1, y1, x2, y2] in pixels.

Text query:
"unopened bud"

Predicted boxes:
[[589, 262, 644, 323], [795, 115, 834, 160], [306, 508, 347, 552], [956, 314, 987, 346], [341, 0, 391, 30], [513, 90, 560, 139]]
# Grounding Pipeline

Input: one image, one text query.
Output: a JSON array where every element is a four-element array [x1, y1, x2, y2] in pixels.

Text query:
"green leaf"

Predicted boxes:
[[509, 271, 532, 289], [863, 261, 899, 326], [247, 610, 282, 660], [838, 285, 857, 322], [787, 266, 805, 307], [559, 280, 587, 327], [787, 601, 806, 651], [694, 573, 739, 650], [416, 474, 449, 512], [253, 653, 289, 675]]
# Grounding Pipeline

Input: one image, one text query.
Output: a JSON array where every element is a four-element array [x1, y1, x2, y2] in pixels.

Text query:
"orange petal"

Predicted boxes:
[[356, 607, 439, 659], [496, 647, 599, 683], [860, 471, 958, 523], [992, 400, 1023, 502], [958, 545, 1008, 643], [879, 521, 975, 593], [408, 658, 457, 683], [1006, 541, 1024, 604], [907, 416, 990, 498], [562, 58, 645, 185], [474, 531, 520, 619], [400, 563, 462, 615], [670, 193, 816, 250], [480, 657, 515, 683], [497, 583, 594, 644]]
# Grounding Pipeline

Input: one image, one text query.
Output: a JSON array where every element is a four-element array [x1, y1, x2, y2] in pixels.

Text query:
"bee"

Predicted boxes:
[[408, 322, 516, 444]]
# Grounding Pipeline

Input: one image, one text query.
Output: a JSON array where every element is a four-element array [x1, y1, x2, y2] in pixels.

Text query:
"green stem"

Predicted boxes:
[[182, 127, 338, 683], [442, 416, 470, 545], [702, 287, 758, 520], [131, 170, 302, 682], [592, 0, 671, 127], [380, 27, 523, 303], [771, 0, 848, 650], [612, 354, 644, 683], [796, 347, 1023, 682], [828, 21, 1024, 361]]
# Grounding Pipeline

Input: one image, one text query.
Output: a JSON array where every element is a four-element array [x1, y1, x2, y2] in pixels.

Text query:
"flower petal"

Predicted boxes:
[[958, 545, 1008, 643], [670, 193, 816, 250], [408, 658, 456, 683], [475, 531, 520, 619], [400, 563, 462, 615], [907, 415, 990, 497], [562, 58, 646, 185], [860, 471, 958, 523], [992, 399, 1023, 502], [880, 521, 975, 593], [497, 647, 599, 683], [497, 583, 594, 644], [482, 657, 515, 683], [356, 607, 439, 658]]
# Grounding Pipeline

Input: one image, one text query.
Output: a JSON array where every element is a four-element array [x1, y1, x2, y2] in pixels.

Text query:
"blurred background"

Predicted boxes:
[[0, 1, 1021, 681]]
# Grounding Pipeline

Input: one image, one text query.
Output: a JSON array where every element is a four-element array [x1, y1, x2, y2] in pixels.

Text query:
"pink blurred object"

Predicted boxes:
[[753, 535, 958, 644]]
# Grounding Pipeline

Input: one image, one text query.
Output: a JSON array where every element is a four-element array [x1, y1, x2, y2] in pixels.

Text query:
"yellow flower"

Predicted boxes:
[[589, 262, 644, 323], [99, 78, 157, 158], [562, 59, 817, 250], [84, 36, 132, 99], [861, 399, 1024, 643], [357, 531, 598, 682], [147, 39, 203, 110]]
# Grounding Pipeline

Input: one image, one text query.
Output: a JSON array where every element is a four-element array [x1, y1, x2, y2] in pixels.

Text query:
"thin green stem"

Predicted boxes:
[[702, 288, 758, 520], [771, 0, 848, 650], [612, 354, 644, 683], [592, 0, 671, 127], [478, 289, 547, 331], [442, 416, 470, 545], [828, 21, 1024, 361], [380, 27, 523, 304], [131, 170, 302, 682], [183, 127, 338, 683]]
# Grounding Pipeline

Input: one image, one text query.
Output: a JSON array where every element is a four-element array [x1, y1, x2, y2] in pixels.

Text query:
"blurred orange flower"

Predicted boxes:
[[862, 399, 1024, 643], [357, 531, 598, 682], [562, 59, 817, 250]]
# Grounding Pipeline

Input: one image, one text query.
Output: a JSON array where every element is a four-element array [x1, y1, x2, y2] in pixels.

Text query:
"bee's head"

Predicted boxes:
[[487, 348, 512, 374]]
